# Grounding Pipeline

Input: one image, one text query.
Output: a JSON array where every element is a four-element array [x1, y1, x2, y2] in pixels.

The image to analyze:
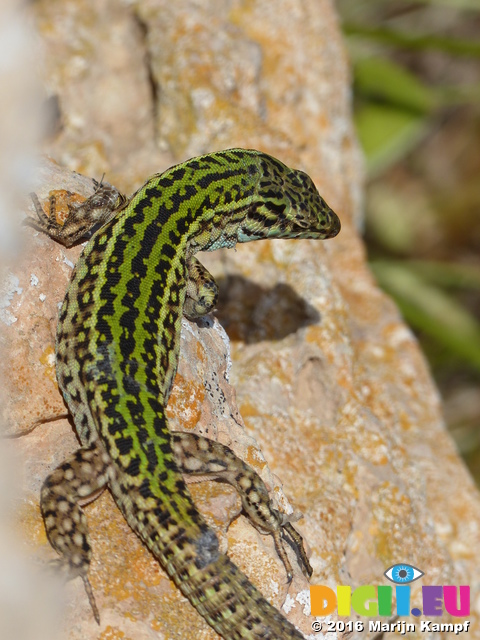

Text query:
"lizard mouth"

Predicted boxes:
[[295, 209, 341, 239], [326, 211, 341, 238]]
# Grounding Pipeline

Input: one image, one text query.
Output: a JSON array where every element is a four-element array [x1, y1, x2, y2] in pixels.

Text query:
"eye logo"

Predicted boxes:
[[310, 564, 470, 619], [384, 563, 424, 584]]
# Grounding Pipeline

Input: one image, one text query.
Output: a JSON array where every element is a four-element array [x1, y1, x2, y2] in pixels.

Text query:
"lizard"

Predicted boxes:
[[28, 148, 341, 639]]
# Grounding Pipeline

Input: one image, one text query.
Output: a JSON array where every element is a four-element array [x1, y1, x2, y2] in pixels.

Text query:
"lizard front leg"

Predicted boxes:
[[183, 256, 219, 320], [41, 439, 112, 623], [27, 182, 126, 246], [171, 431, 313, 581]]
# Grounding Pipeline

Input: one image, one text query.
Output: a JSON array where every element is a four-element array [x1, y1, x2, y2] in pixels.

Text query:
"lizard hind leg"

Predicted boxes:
[[171, 431, 313, 581], [40, 440, 112, 624]]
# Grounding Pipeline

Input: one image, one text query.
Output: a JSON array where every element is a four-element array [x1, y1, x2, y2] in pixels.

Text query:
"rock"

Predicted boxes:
[[2, 0, 479, 638]]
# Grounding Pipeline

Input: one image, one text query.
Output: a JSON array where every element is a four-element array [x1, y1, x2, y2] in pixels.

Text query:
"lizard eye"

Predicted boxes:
[[384, 563, 424, 584]]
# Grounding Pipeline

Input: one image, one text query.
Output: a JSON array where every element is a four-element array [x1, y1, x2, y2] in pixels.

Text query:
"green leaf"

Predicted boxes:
[[354, 57, 437, 113], [370, 261, 480, 371], [355, 104, 429, 176], [344, 24, 480, 57], [403, 260, 480, 289], [418, 0, 480, 9]]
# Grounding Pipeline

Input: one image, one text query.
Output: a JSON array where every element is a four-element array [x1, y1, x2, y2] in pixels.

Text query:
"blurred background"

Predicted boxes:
[[336, 0, 480, 484]]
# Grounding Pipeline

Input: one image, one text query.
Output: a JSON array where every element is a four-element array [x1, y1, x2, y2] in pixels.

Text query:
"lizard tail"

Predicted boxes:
[[175, 551, 306, 639], [111, 475, 305, 639]]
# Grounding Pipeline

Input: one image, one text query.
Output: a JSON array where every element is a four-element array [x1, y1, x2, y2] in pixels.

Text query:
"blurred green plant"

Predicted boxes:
[[371, 260, 480, 371], [353, 55, 480, 176], [342, 1, 480, 364], [339, 0, 480, 479]]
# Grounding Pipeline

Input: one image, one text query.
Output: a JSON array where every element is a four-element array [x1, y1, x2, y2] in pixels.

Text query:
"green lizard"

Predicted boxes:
[[29, 149, 340, 639]]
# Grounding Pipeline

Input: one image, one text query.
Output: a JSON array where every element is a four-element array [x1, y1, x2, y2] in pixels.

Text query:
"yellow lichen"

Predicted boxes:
[[39, 345, 57, 383], [98, 626, 126, 640], [167, 372, 204, 428]]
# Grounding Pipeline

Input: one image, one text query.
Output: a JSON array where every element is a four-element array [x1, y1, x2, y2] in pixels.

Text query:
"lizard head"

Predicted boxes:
[[238, 152, 341, 242]]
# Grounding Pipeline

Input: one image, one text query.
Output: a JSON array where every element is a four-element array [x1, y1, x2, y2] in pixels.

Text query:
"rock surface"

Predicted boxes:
[[1, 1, 480, 639]]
